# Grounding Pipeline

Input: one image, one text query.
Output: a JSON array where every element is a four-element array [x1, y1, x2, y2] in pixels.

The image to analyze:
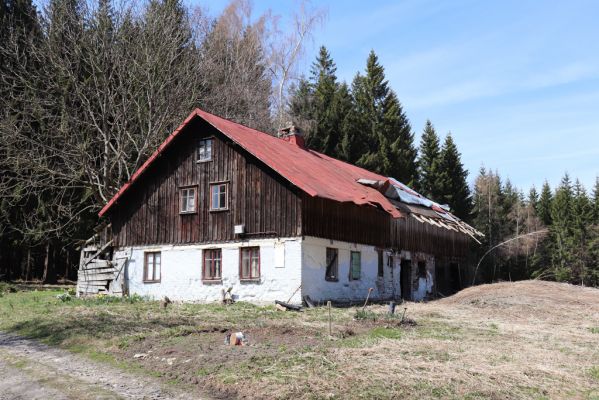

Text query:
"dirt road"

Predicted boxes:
[[0, 332, 205, 400]]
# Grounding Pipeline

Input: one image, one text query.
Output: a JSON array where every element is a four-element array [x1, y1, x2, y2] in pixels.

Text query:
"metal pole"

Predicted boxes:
[[327, 301, 332, 336]]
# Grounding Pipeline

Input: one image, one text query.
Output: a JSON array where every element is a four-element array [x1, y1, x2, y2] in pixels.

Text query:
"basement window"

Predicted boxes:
[[325, 248, 338, 281], [240, 247, 260, 280], [349, 251, 361, 280], [180, 187, 197, 214], [203, 249, 222, 281], [210, 183, 228, 211], [197, 138, 213, 162], [144, 252, 161, 283]]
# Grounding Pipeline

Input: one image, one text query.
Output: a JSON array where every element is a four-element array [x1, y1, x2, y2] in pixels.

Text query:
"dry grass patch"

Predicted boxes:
[[1, 281, 598, 399]]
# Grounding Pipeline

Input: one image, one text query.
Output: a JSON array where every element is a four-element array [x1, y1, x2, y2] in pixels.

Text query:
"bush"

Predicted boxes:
[[56, 292, 72, 302], [0, 282, 17, 295], [354, 309, 377, 321]]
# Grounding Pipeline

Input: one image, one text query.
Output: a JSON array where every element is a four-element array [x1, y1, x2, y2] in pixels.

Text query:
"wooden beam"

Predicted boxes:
[[82, 240, 114, 266]]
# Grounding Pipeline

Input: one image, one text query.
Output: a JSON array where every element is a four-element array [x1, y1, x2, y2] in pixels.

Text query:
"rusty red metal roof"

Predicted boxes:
[[99, 108, 402, 218]]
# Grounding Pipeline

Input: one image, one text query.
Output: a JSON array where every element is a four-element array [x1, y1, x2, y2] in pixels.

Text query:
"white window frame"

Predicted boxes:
[[197, 138, 213, 162], [210, 182, 228, 211], [179, 187, 197, 214], [144, 251, 161, 283]]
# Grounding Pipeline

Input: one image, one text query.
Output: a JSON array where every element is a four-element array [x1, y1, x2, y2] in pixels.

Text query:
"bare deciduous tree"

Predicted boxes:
[[268, 1, 326, 130], [0, 0, 324, 281]]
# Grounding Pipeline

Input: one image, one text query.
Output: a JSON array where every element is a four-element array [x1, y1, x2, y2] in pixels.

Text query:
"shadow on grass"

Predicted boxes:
[[6, 312, 197, 346]]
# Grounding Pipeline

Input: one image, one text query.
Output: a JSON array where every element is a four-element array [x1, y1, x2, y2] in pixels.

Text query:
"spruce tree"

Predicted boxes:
[[438, 133, 472, 220], [330, 82, 353, 158], [592, 177, 599, 224], [571, 179, 593, 283], [288, 46, 351, 158], [550, 173, 575, 281], [501, 179, 519, 237], [307, 46, 338, 155], [537, 181, 553, 226], [418, 120, 443, 200], [528, 186, 539, 210], [350, 51, 418, 185], [587, 179, 599, 285]]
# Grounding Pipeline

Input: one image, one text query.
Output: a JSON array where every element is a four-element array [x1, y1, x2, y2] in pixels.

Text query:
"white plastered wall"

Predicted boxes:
[[301, 236, 398, 303], [301, 237, 436, 303], [110, 237, 302, 303], [109, 235, 436, 304]]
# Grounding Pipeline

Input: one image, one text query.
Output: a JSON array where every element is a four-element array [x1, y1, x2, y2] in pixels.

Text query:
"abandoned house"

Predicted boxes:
[[77, 108, 482, 303]]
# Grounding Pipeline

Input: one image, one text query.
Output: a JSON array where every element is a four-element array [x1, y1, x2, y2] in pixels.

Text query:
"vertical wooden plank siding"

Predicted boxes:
[[301, 195, 470, 257], [110, 119, 302, 247]]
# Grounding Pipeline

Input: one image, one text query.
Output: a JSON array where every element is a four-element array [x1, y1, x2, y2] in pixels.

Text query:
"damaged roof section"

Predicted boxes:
[[358, 177, 484, 243]]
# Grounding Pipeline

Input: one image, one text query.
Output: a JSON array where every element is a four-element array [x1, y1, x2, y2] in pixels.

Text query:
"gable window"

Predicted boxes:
[[203, 249, 222, 281], [144, 252, 161, 283], [180, 187, 197, 213], [210, 183, 228, 211], [325, 248, 338, 281], [240, 247, 260, 280], [197, 138, 213, 162], [350, 251, 361, 280]]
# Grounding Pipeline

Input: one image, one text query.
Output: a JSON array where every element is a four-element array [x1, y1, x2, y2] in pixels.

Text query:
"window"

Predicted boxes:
[[203, 249, 222, 281], [210, 183, 228, 210], [350, 251, 361, 280], [197, 138, 213, 162], [180, 187, 196, 213], [325, 248, 338, 281], [240, 247, 260, 280], [144, 252, 161, 283], [377, 249, 384, 277]]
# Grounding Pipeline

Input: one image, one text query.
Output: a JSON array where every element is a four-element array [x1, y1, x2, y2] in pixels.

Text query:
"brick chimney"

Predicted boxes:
[[278, 124, 305, 149]]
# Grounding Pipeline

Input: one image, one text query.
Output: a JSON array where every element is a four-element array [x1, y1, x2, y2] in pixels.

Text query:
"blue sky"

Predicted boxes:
[[199, 0, 599, 193]]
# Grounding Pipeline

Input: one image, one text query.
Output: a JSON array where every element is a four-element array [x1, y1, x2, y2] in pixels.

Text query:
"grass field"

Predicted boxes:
[[1, 281, 598, 399]]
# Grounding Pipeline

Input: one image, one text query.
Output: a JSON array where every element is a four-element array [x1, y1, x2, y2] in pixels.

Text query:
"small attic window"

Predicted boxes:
[[197, 138, 213, 162]]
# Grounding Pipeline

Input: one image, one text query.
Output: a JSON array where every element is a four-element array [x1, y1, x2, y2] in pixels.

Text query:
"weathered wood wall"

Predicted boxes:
[[110, 119, 302, 247], [301, 196, 391, 247], [302, 196, 470, 257], [391, 217, 470, 258]]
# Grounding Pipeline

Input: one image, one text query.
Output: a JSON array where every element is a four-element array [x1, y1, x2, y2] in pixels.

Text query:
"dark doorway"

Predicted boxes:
[[400, 259, 412, 301], [449, 262, 461, 293], [435, 263, 447, 296]]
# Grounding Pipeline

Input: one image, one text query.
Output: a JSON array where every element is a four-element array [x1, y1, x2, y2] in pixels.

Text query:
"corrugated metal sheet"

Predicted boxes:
[[380, 181, 483, 241]]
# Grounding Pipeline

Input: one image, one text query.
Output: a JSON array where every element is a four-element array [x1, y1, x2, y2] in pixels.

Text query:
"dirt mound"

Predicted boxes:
[[439, 280, 599, 311]]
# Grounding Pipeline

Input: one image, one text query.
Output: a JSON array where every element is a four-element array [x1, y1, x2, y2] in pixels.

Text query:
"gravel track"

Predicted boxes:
[[0, 332, 208, 400]]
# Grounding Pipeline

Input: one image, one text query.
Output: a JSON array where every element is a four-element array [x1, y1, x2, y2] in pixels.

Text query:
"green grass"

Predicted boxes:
[[416, 319, 463, 341], [0, 290, 323, 347], [369, 326, 403, 339]]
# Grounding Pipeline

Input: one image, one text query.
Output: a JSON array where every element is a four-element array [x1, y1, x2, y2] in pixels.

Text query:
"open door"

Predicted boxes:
[[400, 259, 412, 301]]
